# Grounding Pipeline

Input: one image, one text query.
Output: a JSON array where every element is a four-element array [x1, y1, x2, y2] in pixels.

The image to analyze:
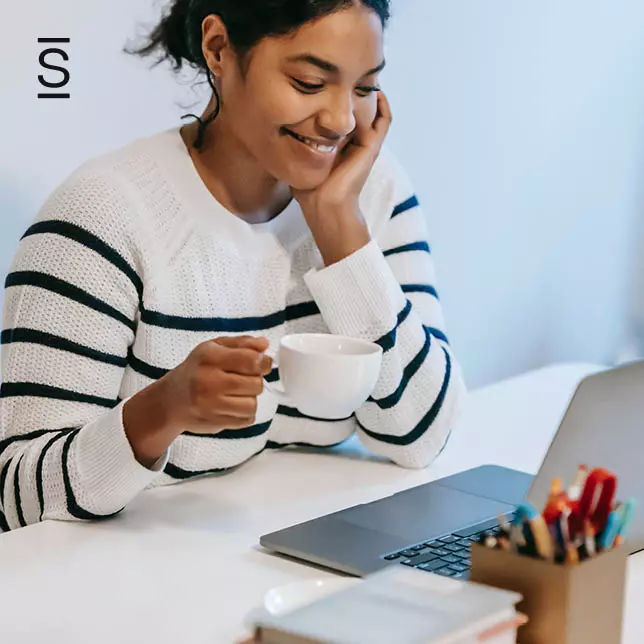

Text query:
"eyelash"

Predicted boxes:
[[292, 78, 381, 96]]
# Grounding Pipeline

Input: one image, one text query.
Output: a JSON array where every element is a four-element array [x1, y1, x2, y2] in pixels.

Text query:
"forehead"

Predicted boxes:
[[252, 6, 384, 74]]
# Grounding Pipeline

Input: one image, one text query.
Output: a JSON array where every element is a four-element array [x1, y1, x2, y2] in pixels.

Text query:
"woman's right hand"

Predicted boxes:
[[123, 336, 273, 468]]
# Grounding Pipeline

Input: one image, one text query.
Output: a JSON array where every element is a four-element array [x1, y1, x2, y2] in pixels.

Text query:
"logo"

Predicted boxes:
[[38, 38, 70, 99]]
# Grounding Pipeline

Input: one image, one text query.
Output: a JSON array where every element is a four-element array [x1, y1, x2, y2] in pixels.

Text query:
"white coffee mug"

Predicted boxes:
[[263, 333, 383, 420]]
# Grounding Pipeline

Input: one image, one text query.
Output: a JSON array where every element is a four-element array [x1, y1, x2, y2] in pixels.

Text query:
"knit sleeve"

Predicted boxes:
[[303, 151, 467, 469], [0, 165, 163, 531]]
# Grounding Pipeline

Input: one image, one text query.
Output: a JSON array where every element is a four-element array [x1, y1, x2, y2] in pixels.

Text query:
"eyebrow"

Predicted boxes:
[[287, 54, 386, 77]]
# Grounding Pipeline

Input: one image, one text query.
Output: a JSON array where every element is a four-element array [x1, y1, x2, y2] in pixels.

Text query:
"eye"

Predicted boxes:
[[356, 85, 381, 97], [292, 78, 324, 94]]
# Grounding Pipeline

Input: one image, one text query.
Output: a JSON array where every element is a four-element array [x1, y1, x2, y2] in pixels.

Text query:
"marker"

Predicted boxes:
[[567, 465, 589, 501], [484, 535, 498, 549], [566, 543, 580, 565], [615, 498, 637, 547], [530, 515, 554, 561], [599, 509, 622, 551], [497, 536, 511, 552], [584, 519, 596, 558]]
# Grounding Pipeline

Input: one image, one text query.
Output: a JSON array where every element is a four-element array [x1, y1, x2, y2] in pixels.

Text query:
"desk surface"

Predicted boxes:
[[1, 362, 641, 643]]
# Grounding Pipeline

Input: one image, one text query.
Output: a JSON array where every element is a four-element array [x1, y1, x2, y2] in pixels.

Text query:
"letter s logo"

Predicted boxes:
[[38, 48, 70, 88]]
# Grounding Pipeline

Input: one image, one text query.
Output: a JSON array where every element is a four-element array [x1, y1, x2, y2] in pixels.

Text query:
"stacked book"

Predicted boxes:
[[252, 566, 525, 643]]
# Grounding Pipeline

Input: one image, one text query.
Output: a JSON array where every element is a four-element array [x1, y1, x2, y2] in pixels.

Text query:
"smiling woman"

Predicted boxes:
[[0, 0, 466, 531]]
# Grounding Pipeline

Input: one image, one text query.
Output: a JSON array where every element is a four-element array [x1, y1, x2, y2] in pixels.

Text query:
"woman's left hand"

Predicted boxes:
[[293, 91, 392, 266]]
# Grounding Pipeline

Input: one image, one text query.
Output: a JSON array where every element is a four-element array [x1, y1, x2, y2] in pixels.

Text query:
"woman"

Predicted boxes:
[[0, 0, 465, 531]]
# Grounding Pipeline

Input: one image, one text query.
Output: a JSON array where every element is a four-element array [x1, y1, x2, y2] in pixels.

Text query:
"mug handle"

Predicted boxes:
[[261, 347, 291, 405]]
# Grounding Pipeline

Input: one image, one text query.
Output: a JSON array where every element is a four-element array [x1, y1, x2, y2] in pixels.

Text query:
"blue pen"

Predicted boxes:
[[513, 502, 540, 524], [616, 498, 637, 546], [599, 509, 622, 551]]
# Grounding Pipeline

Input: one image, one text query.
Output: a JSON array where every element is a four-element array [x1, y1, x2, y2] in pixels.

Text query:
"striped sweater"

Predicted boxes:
[[0, 126, 466, 531]]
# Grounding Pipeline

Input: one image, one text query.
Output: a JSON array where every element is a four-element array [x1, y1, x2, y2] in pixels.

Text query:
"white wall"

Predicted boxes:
[[2, 1, 644, 388]]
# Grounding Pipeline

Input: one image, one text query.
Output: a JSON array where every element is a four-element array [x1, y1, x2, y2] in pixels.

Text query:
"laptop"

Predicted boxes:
[[260, 360, 644, 577]]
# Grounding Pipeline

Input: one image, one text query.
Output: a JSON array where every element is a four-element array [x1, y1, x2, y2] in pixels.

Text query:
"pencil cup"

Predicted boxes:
[[469, 543, 627, 644]]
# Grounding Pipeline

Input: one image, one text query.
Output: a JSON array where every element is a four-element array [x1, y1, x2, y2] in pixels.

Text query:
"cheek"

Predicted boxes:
[[355, 97, 378, 129], [258, 84, 314, 132]]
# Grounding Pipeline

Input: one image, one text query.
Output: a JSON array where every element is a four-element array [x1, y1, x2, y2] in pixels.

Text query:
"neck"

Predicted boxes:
[[180, 100, 292, 225]]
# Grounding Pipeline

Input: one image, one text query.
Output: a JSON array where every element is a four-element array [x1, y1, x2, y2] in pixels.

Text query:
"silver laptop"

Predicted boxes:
[[260, 360, 644, 577]]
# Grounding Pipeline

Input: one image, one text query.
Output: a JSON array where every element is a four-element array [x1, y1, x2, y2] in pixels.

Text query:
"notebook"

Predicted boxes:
[[253, 567, 523, 644]]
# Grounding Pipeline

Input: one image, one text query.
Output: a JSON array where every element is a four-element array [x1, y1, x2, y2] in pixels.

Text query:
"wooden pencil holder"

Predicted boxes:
[[469, 543, 627, 644]]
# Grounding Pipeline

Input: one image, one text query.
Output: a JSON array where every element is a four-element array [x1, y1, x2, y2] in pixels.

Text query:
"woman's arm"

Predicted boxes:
[[303, 162, 466, 469], [0, 168, 164, 530]]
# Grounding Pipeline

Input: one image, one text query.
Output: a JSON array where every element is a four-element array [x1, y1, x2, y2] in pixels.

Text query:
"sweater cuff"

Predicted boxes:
[[75, 399, 167, 512], [303, 239, 406, 338]]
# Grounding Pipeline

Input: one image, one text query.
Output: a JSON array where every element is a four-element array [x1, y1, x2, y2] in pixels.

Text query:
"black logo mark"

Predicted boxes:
[[38, 38, 70, 99]]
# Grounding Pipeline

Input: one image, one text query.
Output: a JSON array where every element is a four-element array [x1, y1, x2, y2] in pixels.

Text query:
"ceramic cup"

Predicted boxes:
[[263, 333, 383, 420]]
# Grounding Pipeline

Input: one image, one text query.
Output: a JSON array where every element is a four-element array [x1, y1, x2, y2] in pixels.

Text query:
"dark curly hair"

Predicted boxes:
[[127, 0, 391, 149]]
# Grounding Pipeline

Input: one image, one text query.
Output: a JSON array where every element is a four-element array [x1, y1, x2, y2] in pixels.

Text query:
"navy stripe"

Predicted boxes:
[[285, 301, 320, 322], [391, 195, 419, 218], [383, 241, 431, 257], [369, 326, 433, 409], [0, 461, 10, 509], [61, 430, 124, 521], [36, 430, 75, 521], [1, 328, 127, 368], [13, 454, 27, 527], [402, 284, 439, 299], [358, 346, 452, 446], [427, 327, 449, 344], [127, 349, 169, 380], [277, 405, 354, 423], [140, 300, 320, 333], [266, 438, 349, 450], [22, 220, 143, 300], [0, 429, 53, 460], [375, 300, 413, 352], [265, 368, 280, 383], [163, 445, 268, 480], [5, 271, 136, 332], [163, 462, 232, 480], [184, 420, 272, 440], [0, 382, 117, 409]]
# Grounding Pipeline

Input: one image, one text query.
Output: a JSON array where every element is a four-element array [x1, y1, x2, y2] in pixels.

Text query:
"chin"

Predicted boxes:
[[283, 166, 332, 192]]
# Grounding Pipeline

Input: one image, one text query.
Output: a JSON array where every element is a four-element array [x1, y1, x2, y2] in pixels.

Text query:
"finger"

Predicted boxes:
[[216, 394, 258, 419], [214, 336, 270, 353], [215, 347, 265, 376], [373, 91, 392, 138], [221, 372, 264, 397], [258, 353, 274, 376]]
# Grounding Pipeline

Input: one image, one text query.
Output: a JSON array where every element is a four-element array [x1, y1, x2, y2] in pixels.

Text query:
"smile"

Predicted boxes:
[[283, 128, 338, 154]]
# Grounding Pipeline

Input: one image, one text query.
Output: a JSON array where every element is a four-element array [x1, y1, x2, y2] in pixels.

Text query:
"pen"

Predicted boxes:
[[567, 465, 589, 501], [548, 478, 563, 500], [584, 519, 596, 558], [566, 542, 580, 565], [598, 508, 622, 551], [615, 498, 637, 547], [530, 515, 554, 561]]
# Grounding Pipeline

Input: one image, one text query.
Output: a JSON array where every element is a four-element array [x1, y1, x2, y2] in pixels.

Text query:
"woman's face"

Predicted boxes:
[[213, 4, 385, 190]]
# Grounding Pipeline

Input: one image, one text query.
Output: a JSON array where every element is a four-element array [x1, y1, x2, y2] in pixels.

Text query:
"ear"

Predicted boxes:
[[200, 14, 231, 77]]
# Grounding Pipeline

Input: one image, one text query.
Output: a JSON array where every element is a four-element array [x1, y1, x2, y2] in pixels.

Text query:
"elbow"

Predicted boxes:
[[391, 361, 468, 470]]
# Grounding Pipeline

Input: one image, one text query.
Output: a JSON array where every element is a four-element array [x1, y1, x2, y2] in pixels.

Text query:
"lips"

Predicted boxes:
[[282, 128, 339, 154]]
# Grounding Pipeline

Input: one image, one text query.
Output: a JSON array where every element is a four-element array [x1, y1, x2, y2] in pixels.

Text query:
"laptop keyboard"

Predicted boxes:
[[380, 516, 506, 579]]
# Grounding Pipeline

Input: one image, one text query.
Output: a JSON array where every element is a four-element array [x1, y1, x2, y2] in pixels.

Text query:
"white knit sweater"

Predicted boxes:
[[0, 126, 465, 531]]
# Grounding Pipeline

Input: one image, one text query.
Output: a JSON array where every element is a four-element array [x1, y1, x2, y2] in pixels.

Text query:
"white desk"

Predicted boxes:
[[1, 363, 642, 643]]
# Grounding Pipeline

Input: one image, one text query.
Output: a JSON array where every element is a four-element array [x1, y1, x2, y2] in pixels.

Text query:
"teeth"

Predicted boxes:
[[290, 131, 336, 154]]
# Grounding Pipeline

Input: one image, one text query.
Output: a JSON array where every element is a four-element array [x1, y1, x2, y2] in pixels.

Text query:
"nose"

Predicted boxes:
[[317, 90, 356, 139]]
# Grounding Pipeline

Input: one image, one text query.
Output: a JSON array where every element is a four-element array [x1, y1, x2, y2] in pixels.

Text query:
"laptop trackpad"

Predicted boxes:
[[340, 484, 514, 542]]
